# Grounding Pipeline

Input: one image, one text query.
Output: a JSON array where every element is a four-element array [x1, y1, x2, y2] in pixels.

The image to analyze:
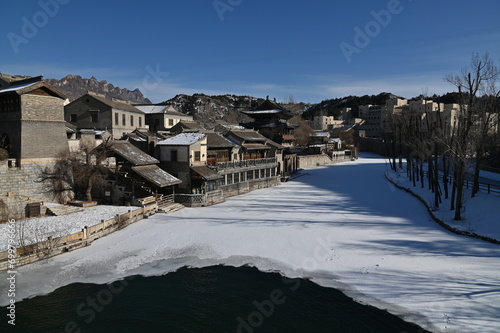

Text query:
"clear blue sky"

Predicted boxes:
[[1, 0, 499, 103]]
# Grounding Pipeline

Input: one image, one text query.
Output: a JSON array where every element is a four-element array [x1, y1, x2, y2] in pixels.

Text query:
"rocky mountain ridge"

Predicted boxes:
[[45, 75, 151, 104]]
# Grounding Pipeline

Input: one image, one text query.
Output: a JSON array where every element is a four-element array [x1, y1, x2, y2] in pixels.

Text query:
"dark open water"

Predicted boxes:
[[1, 265, 429, 333]]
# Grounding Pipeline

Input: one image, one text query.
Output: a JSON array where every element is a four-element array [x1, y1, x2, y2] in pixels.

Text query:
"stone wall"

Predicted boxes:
[[221, 177, 280, 198], [0, 160, 62, 203], [298, 154, 351, 169]]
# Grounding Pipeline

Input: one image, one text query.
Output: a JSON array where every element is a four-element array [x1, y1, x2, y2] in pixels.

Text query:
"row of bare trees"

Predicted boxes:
[[386, 53, 500, 220]]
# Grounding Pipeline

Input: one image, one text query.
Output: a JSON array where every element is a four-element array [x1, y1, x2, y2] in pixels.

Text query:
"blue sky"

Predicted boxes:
[[1, 0, 499, 103]]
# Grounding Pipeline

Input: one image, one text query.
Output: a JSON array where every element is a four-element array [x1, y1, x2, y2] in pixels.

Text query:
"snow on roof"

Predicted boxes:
[[0, 82, 38, 94], [310, 132, 330, 137], [242, 109, 283, 114], [127, 133, 147, 142], [157, 132, 206, 146], [134, 105, 168, 114]]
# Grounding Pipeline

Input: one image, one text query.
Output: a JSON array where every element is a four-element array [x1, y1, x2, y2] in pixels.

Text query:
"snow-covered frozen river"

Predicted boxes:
[[1, 153, 499, 332]]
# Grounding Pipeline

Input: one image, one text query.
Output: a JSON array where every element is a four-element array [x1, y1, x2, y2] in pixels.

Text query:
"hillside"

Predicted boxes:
[[162, 94, 311, 129], [45, 75, 151, 103], [302, 92, 402, 120]]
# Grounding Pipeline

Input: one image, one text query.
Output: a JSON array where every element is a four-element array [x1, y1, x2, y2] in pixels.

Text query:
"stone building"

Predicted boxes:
[[0, 77, 69, 162], [0, 75, 70, 217], [64, 92, 147, 139], [134, 104, 193, 132], [156, 132, 213, 194]]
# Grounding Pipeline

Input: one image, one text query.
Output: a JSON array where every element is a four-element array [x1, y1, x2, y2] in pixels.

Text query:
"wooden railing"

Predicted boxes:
[[211, 157, 277, 171], [157, 194, 174, 207]]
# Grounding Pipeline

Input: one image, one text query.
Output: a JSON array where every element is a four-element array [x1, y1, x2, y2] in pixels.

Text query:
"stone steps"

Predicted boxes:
[[158, 203, 185, 214]]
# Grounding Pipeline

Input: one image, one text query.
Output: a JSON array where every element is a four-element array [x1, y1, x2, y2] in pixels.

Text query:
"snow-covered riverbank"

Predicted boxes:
[[1, 153, 499, 333]]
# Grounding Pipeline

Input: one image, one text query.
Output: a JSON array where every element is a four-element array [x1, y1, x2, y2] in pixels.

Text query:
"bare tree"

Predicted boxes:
[[40, 137, 113, 203], [39, 150, 75, 204], [289, 116, 314, 146], [444, 52, 499, 220], [72, 137, 112, 202]]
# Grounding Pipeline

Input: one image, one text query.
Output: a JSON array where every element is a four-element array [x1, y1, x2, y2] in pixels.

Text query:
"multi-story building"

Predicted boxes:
[[156, 132, 210, 195], [65, 92, 148, 139], [240, 97, 297, 146], [358, 104, 386, 137], [310, 116, 344, 131]]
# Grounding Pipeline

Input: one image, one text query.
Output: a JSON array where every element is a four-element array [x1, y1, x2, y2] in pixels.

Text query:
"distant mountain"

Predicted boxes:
[[161, 94, 311, 129], [45, 75, 151, 104]]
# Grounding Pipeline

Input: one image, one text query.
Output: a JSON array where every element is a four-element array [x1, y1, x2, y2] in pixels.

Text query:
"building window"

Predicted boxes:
[[90, 112, 98, 123], [234, 172, 239, 183], [171, 150, 178, 162], [130, 115, 134, 127], [247, 170, 253, 180], [115, 113, 119, 125], [255, 170, 260, 179], [168, 119, 174, 127], [218, 177, 225, 187], [122, 114, 126, 126], [70, 114, 77, 122], [240, 172, 246, 182], [227, 173, 233, 185], [194, 151, 201, 162], [139, 117, 142, 128]]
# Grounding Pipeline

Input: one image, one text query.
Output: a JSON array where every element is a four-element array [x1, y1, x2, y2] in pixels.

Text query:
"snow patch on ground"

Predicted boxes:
[[387, 168, 500, 242], [0, 205, 134, 251]]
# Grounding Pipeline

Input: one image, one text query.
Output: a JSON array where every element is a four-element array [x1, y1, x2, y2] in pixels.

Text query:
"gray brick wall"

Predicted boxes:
[[20, 120, 69, 159], [21, 94, 64, 121], [0, 161, 60, 202]]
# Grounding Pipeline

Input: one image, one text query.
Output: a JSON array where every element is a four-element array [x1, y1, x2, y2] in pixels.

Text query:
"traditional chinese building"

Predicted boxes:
[[65, 92, 148, 139]]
